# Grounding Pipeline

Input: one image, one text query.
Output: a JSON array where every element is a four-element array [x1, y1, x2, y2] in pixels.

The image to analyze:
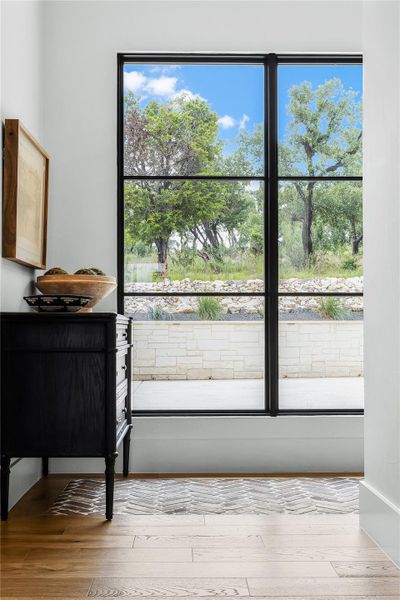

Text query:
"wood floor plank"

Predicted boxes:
[[261, 533, 375, 548], [4, 560, 337, 579], [61, 524, 370, 541], [88, 577, 249, 597], [205, 514, 360, 526], [108, 514, 205, 526], [332, 561, 400, 577], [25, 514, 205, 527], [133, 535, 264, 548], [0, 522, 66, 535], [194, 546, 389, 562], [2, 597, 399, 600], [209, 524, 362, 535], [0, 534, 135, 548], [62, 525, 269, 536], [0, 547, 29, 568], [62, 524, 368, 539], [247, 576, 400, 596], [25, 547, 192, 563], [0, 577, 92, 598]]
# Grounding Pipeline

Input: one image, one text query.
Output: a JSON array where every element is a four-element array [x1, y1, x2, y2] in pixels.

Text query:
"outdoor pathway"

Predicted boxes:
[[133, 377, 364, 410]]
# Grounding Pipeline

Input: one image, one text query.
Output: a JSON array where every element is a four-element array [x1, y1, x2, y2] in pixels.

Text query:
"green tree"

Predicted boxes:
[[219, 124, 264, 257], [125, 178, 249, 274], [223, 123, 264, 176], [279, 79, 362, 263], [315, 181, 362, 255], [124, 92, 220, 176], [124, 93, 221, 272], [124, 93, 261, 273]]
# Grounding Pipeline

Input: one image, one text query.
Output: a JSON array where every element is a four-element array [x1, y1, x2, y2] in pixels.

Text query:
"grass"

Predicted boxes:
[[280, 265, 363, 279], [197, 297, 222, 320], [125, 250, 363, 282], [318, 297, 348, 320], [169, 254, 264, 281], [148, 305, 171, 320]]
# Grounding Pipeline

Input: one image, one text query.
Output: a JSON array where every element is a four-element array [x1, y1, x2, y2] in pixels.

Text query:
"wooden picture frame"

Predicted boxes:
[[2, 119, 49, 269]]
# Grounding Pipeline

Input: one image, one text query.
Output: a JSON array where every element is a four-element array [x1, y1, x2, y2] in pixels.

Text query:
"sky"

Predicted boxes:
[[123, 62, 362, 149]]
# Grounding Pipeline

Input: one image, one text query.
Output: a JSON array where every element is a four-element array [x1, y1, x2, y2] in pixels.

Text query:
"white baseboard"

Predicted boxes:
[[359, 480, 400, 567], [51, 416, 364, 474]]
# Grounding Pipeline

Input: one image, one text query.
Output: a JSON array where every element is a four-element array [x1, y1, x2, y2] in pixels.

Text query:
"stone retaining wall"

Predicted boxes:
[[126, 277, 363, 316], [133, 320, 363, 380]]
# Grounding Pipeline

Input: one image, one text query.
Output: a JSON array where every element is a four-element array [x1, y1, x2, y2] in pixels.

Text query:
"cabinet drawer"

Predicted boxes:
[[116, 349, 128, 386], [116, 324, 129, 347]]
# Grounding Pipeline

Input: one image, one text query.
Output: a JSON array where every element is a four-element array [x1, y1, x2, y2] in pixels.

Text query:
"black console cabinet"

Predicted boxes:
[[1, 312, 133, 521]]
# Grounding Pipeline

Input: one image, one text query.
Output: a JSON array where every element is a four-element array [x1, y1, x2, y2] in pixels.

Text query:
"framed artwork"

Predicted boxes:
[[2, 119, 49, 269]]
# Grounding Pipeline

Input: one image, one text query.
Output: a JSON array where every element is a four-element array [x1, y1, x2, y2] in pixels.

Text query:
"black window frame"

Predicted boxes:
[[117, 53, 363, 417]]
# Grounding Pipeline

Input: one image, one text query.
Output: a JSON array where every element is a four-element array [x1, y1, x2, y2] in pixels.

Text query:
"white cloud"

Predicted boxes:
[[217, 115, 236, 129], [124, 70, 147, 93], [146, 76, 178, 97], [150, 65, 181, 75], [239, 113, 250, 130], [124, 70, 204, 103], [172, 89, 206, 102]]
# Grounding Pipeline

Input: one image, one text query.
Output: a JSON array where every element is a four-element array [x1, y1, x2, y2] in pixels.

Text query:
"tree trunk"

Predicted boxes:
[[302, 184, 314, 262], [352, 235, 362, 255], [203, 223, 220, 250], [155, 239, 169, 277]]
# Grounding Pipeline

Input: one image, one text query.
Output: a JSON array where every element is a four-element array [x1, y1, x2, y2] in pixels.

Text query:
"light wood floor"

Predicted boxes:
[[1, 477, 399, 598]]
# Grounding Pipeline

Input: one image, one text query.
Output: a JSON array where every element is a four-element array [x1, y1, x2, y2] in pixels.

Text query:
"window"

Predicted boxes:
[[118, 54, 363, 415]]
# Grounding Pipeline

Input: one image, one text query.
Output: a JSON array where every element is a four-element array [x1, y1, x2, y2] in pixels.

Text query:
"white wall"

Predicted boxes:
[[1, 0, 45, 311], [360, 0, 400, 567], [1, 0, 45, 506], [44, 0, 364, 476]]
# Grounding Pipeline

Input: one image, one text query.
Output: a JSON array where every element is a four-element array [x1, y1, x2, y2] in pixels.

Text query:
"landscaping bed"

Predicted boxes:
[[125, 277, 363, 321]]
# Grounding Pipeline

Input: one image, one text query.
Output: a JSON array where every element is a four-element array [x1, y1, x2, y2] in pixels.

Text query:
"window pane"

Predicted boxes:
[[127, 296, 265, 411], [124, 63, 264, 176], [279, 181, 362, 292], [124, 180, 264, 293], [278, 64, 362, 176], [279, 295, 363, 410]]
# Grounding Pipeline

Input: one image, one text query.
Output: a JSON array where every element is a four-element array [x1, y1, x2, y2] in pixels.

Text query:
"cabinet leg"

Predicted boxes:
[[105, 453, 117, 521], [1, 456, 11, 521], [123, 428, 131, 477], [42, 457, 49, 477]]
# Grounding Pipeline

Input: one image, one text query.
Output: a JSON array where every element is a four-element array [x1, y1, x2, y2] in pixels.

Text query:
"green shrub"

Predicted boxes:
[[280, 249, 363, 279], [149, 305, 171, 320], [152, 270, 164, 282], [171, 247, 197, 269], [279, 221, 305, 271], [341, 255, 359, 271], [197, 297, 222, 320], [318, 297, 348, 320], [208, 259, 223, 274]]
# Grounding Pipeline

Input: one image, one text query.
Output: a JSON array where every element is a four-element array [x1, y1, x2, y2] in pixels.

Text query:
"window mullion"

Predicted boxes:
[[266, 54, 279, 416]]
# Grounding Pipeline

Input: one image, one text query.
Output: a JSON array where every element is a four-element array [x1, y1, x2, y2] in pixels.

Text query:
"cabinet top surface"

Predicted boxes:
[[1, 312, 130, 321]]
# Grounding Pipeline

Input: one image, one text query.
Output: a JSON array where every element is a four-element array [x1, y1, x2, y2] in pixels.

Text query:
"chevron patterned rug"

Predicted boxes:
[[48, 477, 360, 515]]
